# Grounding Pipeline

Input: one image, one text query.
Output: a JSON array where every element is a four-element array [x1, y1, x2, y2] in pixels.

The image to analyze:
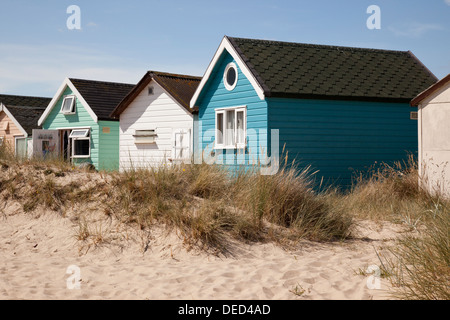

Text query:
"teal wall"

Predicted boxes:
[[195, 52, 418, 188], [268, 98, 418, 187], [98, 120, 119, 171], [196, 51, 268, 169], [43, 86, 119, 171]]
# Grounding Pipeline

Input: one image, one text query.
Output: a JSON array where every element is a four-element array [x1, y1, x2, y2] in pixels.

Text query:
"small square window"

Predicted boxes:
[[61, 96, 76, 114], [70, 129, 90, 158], [73, 139, 90, 157]]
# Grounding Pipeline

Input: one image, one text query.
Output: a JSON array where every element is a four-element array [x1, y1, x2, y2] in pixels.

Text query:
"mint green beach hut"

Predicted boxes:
[[36, 78, 135, 171]]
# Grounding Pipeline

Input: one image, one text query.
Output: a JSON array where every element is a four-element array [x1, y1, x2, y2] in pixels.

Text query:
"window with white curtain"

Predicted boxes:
[[215, 106, 246, 149]]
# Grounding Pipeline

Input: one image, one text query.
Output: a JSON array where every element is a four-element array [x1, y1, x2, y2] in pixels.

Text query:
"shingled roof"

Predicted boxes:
[[411, 73, 450, 106], [69, 78, 135, 121], [0, 94, 51, 135], [111, 71, 201, 118], [213, 37, 438, 103]]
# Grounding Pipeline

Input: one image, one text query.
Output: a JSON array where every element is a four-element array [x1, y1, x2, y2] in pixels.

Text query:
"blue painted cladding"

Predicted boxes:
[[195, 50, 418, 188], [268, 98, 418, 187], [196, 52, 269, 168]]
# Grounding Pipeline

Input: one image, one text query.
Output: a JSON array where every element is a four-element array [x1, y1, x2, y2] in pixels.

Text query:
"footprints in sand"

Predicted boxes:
[[1, 214, 392, 300]]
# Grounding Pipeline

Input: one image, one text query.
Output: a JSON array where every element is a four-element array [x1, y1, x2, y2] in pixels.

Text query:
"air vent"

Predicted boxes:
[[148, 86, 154, 95], [410, 112, 418, 120], [133, 129, 157, 144]]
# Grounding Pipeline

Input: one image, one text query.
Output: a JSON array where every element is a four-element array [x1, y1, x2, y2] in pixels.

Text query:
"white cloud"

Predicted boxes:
[[0, 44, 143, 96], [445, 0, 450, 6], [388, 22, 443, 38]]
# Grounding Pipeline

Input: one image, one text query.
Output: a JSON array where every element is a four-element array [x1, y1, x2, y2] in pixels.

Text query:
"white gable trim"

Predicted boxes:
[[0, 103, 28, 137], [38, 78, 98, 126], [190, 36, 265, 109]]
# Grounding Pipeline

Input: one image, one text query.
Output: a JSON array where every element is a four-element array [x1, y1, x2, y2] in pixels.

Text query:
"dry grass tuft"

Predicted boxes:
[[3, 146, 448, 299]]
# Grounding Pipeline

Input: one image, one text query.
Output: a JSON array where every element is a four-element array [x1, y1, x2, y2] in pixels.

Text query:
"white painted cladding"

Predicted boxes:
[[119, 81, 193, 171], [418, 81, 450, 198]]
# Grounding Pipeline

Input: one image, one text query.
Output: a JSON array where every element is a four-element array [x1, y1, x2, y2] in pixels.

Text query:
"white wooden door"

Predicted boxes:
[[172, 129, 191, 162]]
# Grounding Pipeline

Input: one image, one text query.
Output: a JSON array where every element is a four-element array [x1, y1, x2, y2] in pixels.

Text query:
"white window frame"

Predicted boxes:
[[223, 62, 238, 91], [69, 129, 89, 138], [60, 95, 76, 115], [71, 129, 91, 158], [215, 106, 247, 149]]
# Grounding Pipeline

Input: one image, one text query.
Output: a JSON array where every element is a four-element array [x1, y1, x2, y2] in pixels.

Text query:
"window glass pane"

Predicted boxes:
[[69, 129, 89, 138], [216, 113, 223, 145], [62, 97, 74, 113], [236, 111, 244, 144], [74, 139, 90, 156], [226, 67, 236, 87], [226, 110, 235, 146]]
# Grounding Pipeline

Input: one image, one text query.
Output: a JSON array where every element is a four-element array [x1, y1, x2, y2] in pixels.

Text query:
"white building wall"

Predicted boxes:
[[119, 81, 193, 171], [419, 82, 450, 198]]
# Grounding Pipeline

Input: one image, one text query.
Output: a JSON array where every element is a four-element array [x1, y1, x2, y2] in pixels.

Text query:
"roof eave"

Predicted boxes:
[[268, 92, 414, 104], [38, 78, 99, 126], [110, 72, 152, 119], [410, 73, 450, 107], [152, 73, 197, 114], [190, 36, 267, 109], [110, 71, 201, 118], [0, 103, 29, 137]]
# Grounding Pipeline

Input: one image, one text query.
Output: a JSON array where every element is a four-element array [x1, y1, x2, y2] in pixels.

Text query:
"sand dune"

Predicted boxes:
[[0, 206, 399, 300]]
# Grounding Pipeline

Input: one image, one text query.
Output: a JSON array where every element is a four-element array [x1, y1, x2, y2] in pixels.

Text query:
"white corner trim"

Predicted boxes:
[[38, 78, 99, 126], [190, 36, 265, 109], [0, 103, 29, 137]]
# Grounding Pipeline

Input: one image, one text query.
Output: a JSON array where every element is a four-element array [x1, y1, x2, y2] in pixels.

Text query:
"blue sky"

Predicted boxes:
[[1, 0, 449, 97]]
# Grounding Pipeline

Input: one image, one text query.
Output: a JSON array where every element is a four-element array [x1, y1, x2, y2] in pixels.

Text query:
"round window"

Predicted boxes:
[[224, 63, 238, 91]]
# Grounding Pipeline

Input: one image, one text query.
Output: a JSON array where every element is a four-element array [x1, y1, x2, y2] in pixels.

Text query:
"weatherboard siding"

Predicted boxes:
[[0, 111, 25, 151], [196, 52, 268, 169], [42, 86, 100, 169], [418, 80, 450, 197], [119, 81, 193, 171], [99, 120, 120, 171], [268, 98, 418, 187]]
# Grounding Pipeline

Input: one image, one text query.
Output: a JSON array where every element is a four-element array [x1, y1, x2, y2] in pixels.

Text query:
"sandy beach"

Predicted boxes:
[[0, 206, 400, 300]]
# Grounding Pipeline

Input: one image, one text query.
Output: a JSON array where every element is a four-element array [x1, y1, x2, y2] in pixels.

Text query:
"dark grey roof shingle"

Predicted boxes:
[[228, 37, 438, 102], [0, 94, 51, 135], [69, 78, 135, 121], [110, 71, 201, 118]]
